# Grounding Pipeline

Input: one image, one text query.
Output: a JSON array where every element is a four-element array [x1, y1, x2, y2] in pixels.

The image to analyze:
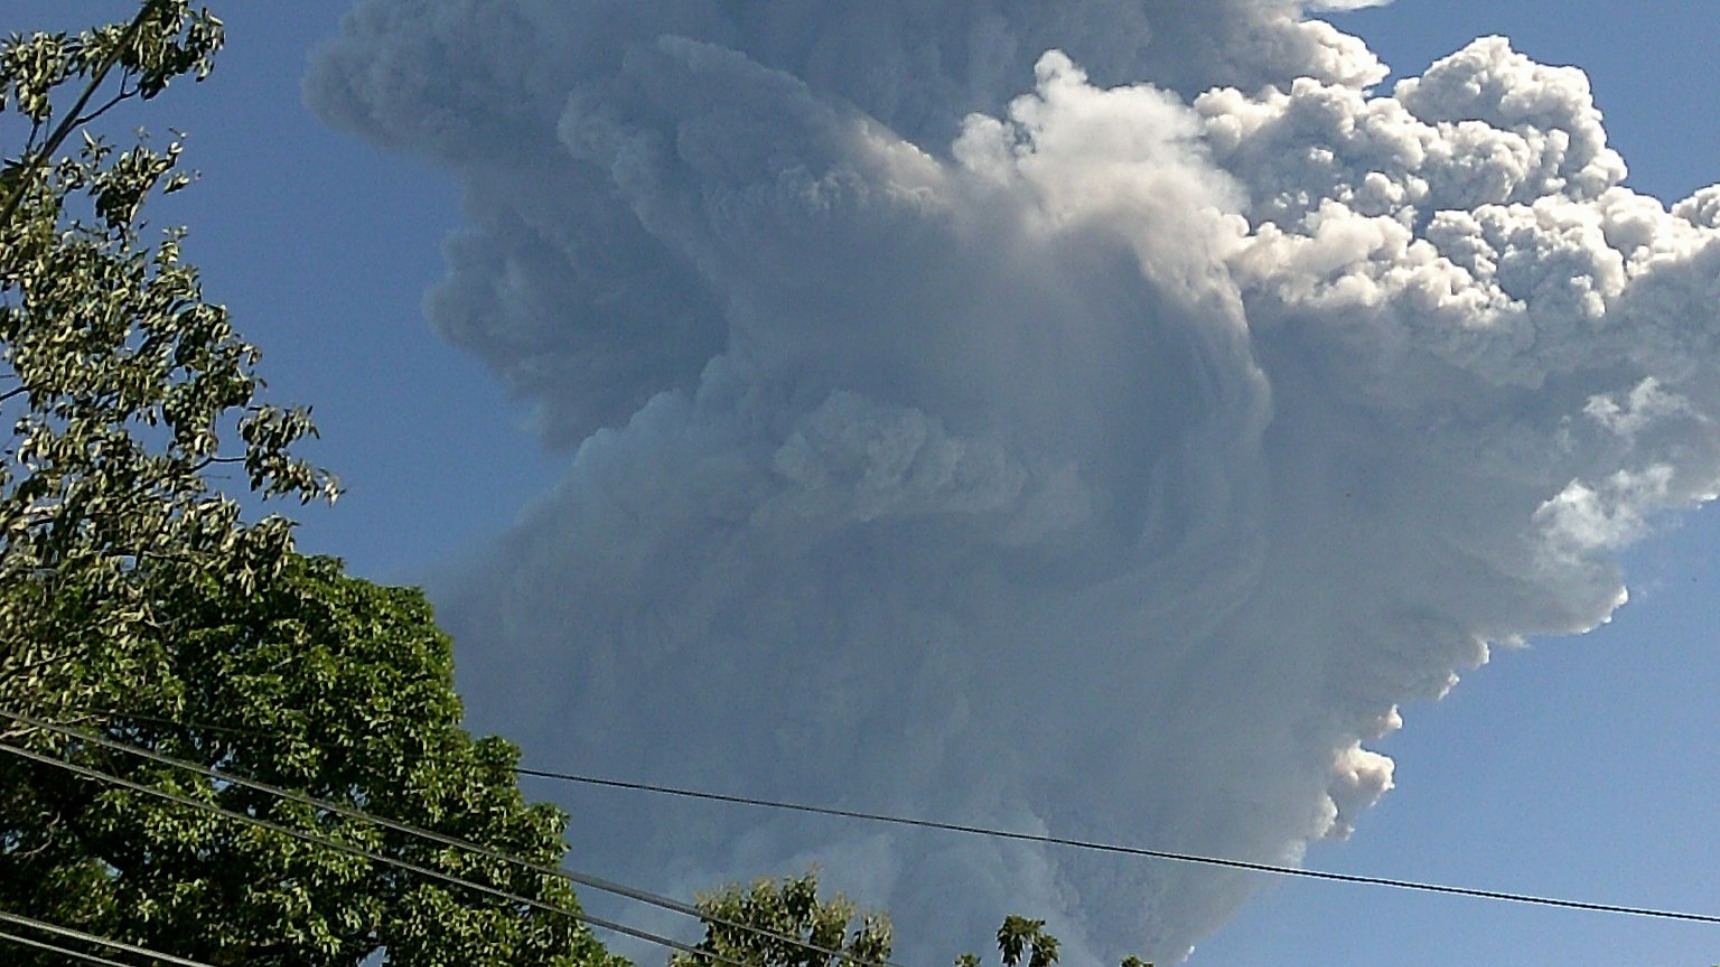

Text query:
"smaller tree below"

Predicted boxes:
[[675, 872, 1154, 967], [671, 871, 892, 967]]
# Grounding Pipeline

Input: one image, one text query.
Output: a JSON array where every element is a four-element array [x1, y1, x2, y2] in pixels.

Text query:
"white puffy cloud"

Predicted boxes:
[[309, 4, 1720, 964]]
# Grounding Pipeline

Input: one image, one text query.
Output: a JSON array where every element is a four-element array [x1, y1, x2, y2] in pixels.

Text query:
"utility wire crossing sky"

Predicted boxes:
[[0, 710, 898, 967], [27, 706, 1719, 935], [0, 910, 218, 967], [0, 738, 741, 967], [517, 767, 1720, 927]]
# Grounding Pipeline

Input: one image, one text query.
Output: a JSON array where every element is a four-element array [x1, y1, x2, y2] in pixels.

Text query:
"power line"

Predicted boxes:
[[0, 928, 143, 967], [0, 739, 754, 967], [517, 769, 1720, 927], [51, 703, 1720, 927], [0, 910, 218, 967], [2, 709, 906, 967]]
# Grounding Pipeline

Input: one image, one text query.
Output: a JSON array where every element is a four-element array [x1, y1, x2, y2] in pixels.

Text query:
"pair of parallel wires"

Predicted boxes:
[[0, 709, 902, 967], [0, 706, 1715, 966]]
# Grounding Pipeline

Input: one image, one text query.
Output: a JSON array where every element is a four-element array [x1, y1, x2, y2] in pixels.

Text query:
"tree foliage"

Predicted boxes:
[[1, 555, 621, 966], [677, 873, 1154, 967], [0, 0, 335, 730], [0, 5, 620, 965], [671, 871, 892, 967]]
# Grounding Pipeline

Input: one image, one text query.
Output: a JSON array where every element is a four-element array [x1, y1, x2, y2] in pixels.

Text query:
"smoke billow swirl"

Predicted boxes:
[[308, 2, 1720, 962]]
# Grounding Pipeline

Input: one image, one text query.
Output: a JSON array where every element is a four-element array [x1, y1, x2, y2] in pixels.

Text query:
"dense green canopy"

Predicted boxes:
[[671, 871, 894, 967], [1, 555, 618, 966]]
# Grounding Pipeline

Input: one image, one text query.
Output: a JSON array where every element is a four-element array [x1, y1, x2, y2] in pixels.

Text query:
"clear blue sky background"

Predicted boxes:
[[8, 2, 1718, 965]]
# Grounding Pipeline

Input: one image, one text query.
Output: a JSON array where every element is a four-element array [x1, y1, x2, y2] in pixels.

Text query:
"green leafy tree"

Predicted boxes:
[[0, 4, 622, 965], [994, 916, 1059, 967], [953, 916, 1059, 967], [0, 0, 332, 732], [1, 554, 619, 966], [959, 918, 1151, 967], [671, 871, 893, 967], [678, 873, 1156, 967]]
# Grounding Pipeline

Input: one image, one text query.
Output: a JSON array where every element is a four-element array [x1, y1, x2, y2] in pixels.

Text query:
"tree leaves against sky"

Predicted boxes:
[[0, 5, 622, 964], [0, 0, 332, 732]]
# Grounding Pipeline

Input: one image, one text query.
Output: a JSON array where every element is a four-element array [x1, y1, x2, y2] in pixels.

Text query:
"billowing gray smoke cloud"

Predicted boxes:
[[308, 2, 1720, 963]]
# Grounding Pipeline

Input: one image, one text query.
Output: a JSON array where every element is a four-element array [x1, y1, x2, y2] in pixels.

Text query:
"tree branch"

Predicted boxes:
[[0, 4, 156, 228]]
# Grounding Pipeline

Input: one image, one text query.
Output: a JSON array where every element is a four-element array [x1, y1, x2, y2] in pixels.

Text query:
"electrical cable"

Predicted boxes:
[[2, 709, 904, 967], [0, 739, 758, 967], [0, 910, 218, 967], [0, 928, 143, 967], [515, 769, 1720, 926], [49, 703, 1720, 927]]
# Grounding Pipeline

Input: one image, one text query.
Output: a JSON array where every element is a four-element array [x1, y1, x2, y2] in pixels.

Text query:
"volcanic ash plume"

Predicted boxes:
[[308, 2, 1720, 962]]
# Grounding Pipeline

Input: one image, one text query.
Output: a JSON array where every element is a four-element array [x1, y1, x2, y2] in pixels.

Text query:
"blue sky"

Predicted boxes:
[[11, 2, 1720, 965]]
